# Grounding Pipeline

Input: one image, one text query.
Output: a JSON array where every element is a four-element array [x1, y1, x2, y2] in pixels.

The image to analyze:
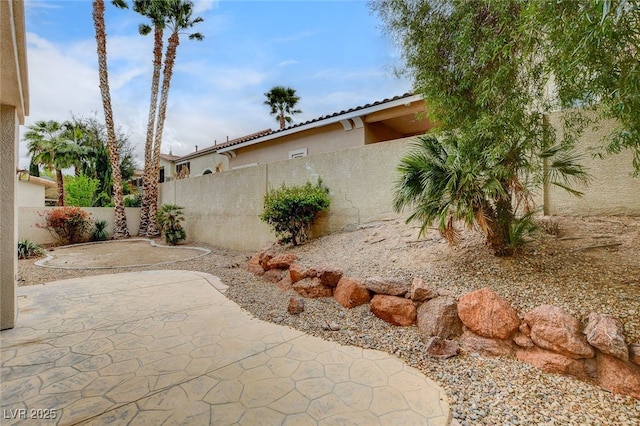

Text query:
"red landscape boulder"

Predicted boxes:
[[247, 253, 265, 276], [333, 277, 371, 309], [630, 344, 640, 366], [516, 347, 597, 380], [523, 305, 594, 359], [289, 262, 309, 283], [584, 313, 629, 362], [287, 296, 305, 315], [409, 277, 439, 302], [262, 268, 286, 284], [267, 253, 298, 270], [314, 264, 343, 287], [276, 275, 294, 291], [460, 328, 515, 357], [458, 288, 520, 339], [293, 277, 332, 298], [370, 295, 416, 326], [596, 352, 640, 399], [416, 296, 462, 339], [259, 248, 276, 270], [424, 336, 460, 359], [364, 277, 411, 297]]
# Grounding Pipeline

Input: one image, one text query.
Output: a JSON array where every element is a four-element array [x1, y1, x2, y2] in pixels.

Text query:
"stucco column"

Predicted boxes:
[[0, 105, 18, 329]]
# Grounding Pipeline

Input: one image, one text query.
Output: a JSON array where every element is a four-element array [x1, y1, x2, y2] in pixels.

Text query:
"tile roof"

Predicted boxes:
[[175, 128, 273, 161]]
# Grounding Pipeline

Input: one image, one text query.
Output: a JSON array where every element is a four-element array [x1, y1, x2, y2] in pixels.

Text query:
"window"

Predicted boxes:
[[176, 162, 190, 179], [288, 148, 308, 159], [159, 167, 165, 183]]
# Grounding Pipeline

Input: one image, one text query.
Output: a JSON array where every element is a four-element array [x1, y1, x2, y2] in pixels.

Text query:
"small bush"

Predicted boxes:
[[124, 193, 142, 207], [37, 207, 92, 245], [91, 219, 109, 242], [260, 180, 330, 246], [156, 204, 186, 245], [64, 175, 99, 207], [17, 239, 44, 259]]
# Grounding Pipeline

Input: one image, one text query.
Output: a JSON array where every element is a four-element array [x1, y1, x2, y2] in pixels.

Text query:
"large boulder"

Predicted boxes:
[[289, 262, 309, 283], [370, 295, 416, 326], [523, 305, 594, 359], [247, 253, 265, 276], [409, 277, 439, 302], [293, 277, 332, 298], [333, 277, 371, 309], [458, 288, 520, 339], [416, 296, 462, 339], [262, 268, 286, 284], [364, 277, 411, 297], [314, 264, 343, 287], [424, 336, 459, 359], [460, 328, 515, 357], [516, 347, 597, 380], [259, 248, 276, 270], [267, 253, 298, 270], [276, 275, 294, 292], [596, 352, 640, 399], [584, 313, 629, 362]]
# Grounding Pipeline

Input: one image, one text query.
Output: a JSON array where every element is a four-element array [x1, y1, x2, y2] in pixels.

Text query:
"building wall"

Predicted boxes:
[[545, 112, 640, 215], [160, 130, 639, 253], [227, 123, 364, 169], [17, 180, 45, 207], [18, 208, 141, 245], [0, 106, 19, 329], [177, 152, 228, 176]]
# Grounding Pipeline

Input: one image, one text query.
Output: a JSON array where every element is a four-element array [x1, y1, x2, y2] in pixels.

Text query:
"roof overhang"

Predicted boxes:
[[216, 94, 424, 153], [0, 0, 29, 123]]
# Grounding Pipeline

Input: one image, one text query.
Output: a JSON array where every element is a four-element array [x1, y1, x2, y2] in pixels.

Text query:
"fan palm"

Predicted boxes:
[[24, 120, 86, 206], [146, 0, 204, 237], [92, 0, 130, 238], [264, 86, 302, 130], [134, 0, 169, 236]]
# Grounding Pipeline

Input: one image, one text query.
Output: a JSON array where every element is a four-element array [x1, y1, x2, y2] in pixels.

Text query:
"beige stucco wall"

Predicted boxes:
[[228, 123, 364, 170], [179, 152, 228, 176], [160, 137, 416, 251], [18, 208, 141, 245], [545, 113, 639, 216], [17, 180, 45, 207], [1, 106, 19, 329]]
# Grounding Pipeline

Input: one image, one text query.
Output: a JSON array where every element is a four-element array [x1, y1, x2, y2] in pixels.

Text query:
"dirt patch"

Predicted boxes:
[[37, 239, 210, 269]]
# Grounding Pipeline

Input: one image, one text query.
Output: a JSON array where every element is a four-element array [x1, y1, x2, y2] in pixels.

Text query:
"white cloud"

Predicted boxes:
[[192, 0, 219, 15], [278, 60, 299, 67]]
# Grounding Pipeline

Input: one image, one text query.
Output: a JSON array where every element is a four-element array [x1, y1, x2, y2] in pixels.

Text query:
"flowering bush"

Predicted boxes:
[[37, 207, 92, 245]]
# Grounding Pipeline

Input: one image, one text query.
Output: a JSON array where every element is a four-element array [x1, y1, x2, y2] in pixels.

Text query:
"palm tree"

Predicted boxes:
[[146, 0, 204, 237], [134, 0, 168, 236], [24, 120, 85, 206], [264, 86, 302, 130], [393, 134, 589, 256], [92, 0, 130, 238]]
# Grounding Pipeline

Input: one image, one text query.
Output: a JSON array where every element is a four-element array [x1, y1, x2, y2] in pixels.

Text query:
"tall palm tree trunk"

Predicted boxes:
[[139, 25, 164, 236], [146, 31, 179, 237], [92, 0, 129, 239], [56, 169, 65, 206]]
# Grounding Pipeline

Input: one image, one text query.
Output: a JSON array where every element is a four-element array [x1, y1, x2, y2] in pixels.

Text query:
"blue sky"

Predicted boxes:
[[21, 0, 411, 167]]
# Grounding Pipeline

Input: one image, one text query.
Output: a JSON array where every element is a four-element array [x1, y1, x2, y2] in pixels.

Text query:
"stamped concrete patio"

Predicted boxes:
[[1, 270, 451, 425]]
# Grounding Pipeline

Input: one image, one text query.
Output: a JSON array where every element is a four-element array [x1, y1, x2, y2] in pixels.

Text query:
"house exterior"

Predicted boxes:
[[159, 93, 432, 178], [17, 173, 57, 207], [1, 0, 29, 330]]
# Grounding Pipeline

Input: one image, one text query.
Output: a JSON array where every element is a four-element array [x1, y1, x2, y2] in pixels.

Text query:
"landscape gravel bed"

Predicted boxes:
[[18, 216, 640, 425]]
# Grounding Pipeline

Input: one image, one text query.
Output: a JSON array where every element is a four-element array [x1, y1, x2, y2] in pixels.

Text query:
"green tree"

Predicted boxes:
[[24, 120, 87, 206], [134, 0, 169, 236], [92, 0, 130, 238], [64, 175, 100, 207], [264, 86, 302, 130], [529, 0, 640, 173], [145, 0, 204, 237], [374, 0, 589, 255]]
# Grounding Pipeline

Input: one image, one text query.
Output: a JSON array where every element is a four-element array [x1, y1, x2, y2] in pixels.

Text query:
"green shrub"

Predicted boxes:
[[124, 193, 142, 207], [156, 204, 186, 245], [17, 239, 44, 259], [37, 207, 92, 245], [260, 180, 330, 246], [91, 219, 109, 242]]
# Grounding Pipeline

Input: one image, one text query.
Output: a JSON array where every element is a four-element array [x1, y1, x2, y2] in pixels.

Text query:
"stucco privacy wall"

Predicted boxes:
[[160, 137, 416, 251], [160, 130, 638, 252], [19, 208, 141, 245], [545, 112, 639, 215]]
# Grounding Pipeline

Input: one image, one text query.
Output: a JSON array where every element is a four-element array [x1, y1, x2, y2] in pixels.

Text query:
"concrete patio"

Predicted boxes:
[[1, 270, 451, 425]]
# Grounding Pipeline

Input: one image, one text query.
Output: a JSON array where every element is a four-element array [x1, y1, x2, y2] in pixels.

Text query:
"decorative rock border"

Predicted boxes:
[[248, 245, 640, 400]]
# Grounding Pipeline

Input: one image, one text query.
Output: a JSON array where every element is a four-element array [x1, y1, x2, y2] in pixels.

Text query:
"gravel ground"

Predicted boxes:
[[18, 215, 640, 425]]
